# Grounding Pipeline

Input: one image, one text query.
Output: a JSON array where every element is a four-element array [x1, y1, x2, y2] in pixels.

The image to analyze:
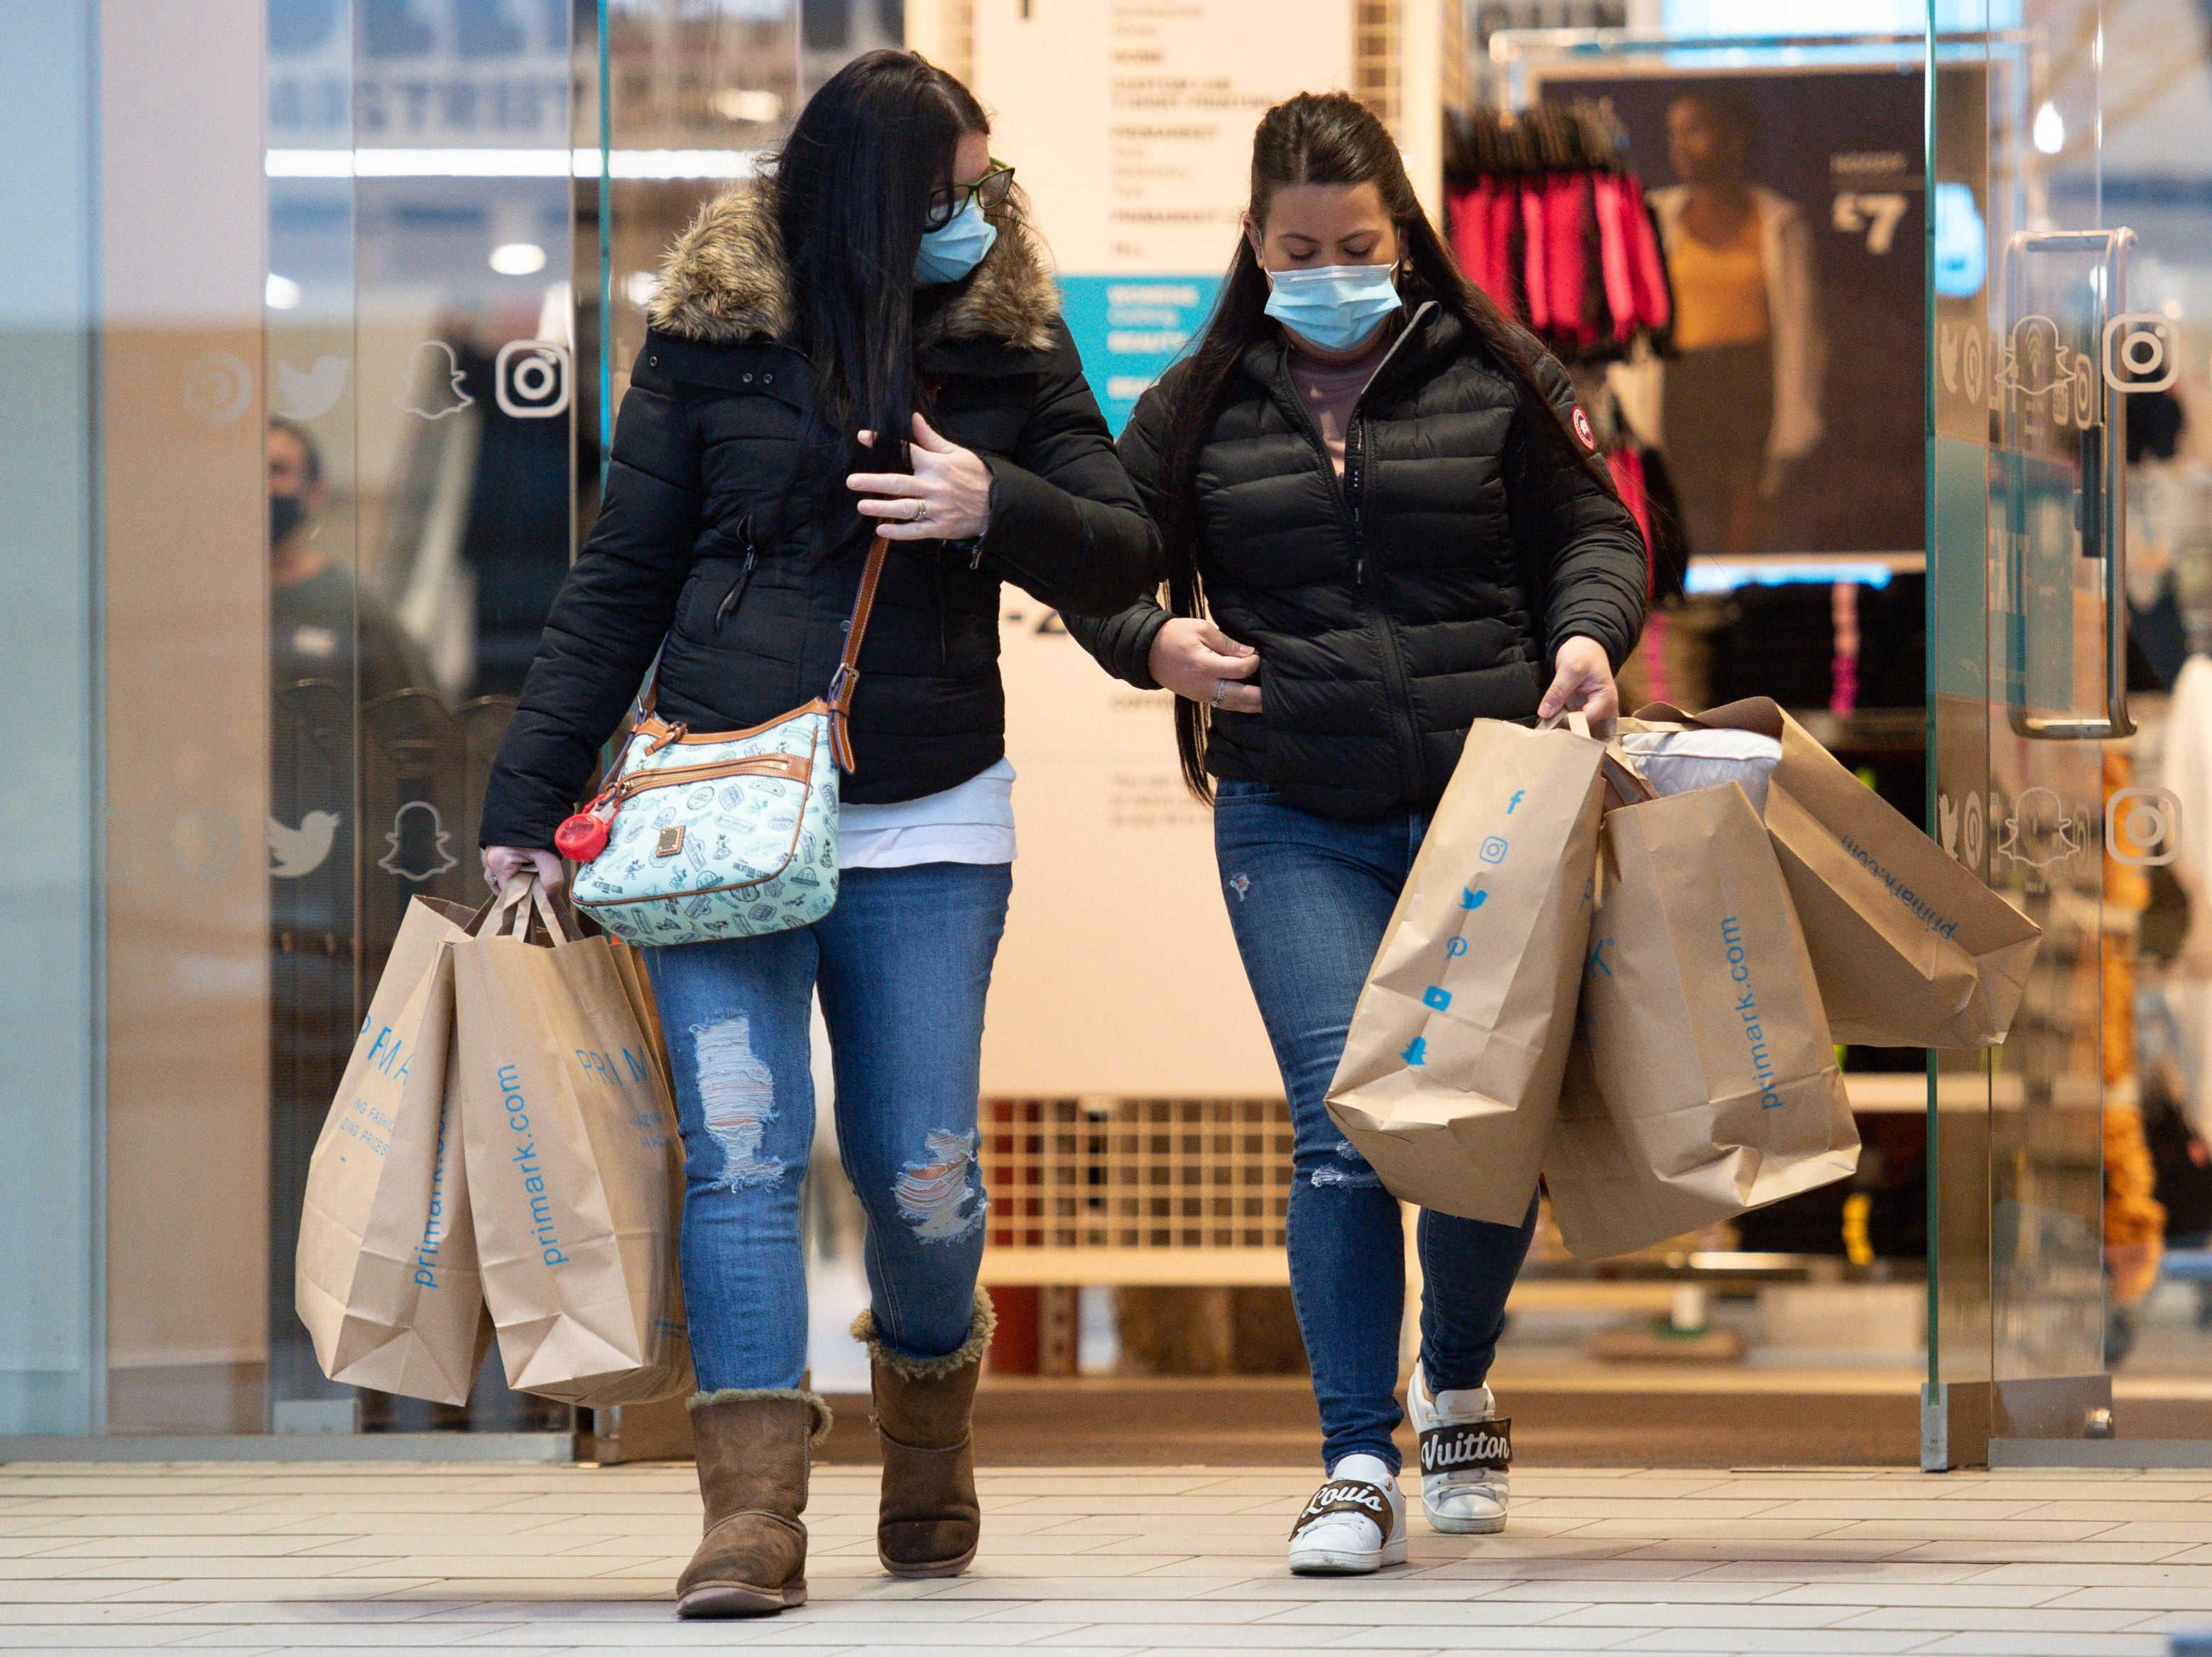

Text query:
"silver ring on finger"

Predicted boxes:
[[910, 499, 929, 523], [1211, 678, 1229, 710]]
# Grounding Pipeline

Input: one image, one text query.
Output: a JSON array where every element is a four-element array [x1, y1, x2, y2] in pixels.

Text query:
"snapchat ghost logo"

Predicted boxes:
[[398, 340, 474, 420], [377, 801, 459, 882]]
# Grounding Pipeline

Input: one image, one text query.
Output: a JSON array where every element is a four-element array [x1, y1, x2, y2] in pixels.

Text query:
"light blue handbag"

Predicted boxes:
[[562, 534, 887, 946]]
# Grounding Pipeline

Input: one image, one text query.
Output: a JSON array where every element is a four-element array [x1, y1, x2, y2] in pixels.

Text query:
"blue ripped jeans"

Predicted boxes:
[[1214, 780, 1537, 1473], [643, 862, 1011, 1391]]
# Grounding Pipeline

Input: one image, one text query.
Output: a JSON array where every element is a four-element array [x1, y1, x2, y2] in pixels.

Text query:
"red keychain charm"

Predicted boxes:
[[554, 793, 616, 863]]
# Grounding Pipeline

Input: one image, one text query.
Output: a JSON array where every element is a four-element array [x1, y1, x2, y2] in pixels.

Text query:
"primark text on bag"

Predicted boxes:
[[295, 895, 494, 1406], [454, 879, 693, 1406], [1542, 772, 1860, 1260], [1627, 698, 2041, 1048]]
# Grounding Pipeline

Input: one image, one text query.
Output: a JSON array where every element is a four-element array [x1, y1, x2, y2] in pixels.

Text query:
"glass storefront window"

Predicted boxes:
[[0, 4, 102, 1440], [6, 0, 2206, 1462], [0, 0, 890, 1442], [258, 0, 584, 1435]]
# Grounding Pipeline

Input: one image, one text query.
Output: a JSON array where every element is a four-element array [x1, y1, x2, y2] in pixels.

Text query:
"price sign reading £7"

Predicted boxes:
[[1834, 191, 1910, 254]]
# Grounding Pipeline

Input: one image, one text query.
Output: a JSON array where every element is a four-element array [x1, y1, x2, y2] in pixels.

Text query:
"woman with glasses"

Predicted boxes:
[[478, 50, 1157, 1616]]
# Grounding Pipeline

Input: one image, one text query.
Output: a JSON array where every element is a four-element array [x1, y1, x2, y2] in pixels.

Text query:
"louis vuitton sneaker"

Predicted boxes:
[[1286, 1453, 1407, 1574], [1407, 1363, 1510, 1534]]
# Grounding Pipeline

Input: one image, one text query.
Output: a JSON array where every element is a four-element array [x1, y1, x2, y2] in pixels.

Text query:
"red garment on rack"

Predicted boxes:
[[1446, 163, 1670, 351], [1591, 175, 1640, 344], [1490, 185, 1520, 317], [1606, 444, 1654, 592], [1543, 174, 1593, 349], [1519, 182, 1550, 335], [1622, 180, 1672, 334], [1449, 181, 1503, 305]]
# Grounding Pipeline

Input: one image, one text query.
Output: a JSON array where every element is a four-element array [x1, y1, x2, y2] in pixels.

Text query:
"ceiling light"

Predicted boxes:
[[490, 241, 548, 276], [2032, 102, 2064, 156], [266, 273, 303, 310], [265, 148, 765, 180]]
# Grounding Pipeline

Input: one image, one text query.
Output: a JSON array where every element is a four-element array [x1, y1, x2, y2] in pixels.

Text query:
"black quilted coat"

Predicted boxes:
[[479, 186, 1158, 851], [1068, 303, 1647, 821]]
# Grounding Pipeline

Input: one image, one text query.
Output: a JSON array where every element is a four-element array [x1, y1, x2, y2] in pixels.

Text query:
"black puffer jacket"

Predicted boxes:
[[479, 187, 1159, 850], [1069, 302, 1647, 820]]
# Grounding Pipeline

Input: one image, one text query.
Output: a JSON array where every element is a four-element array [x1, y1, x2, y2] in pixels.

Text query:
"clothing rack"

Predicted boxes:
[[1444, 101, 1675, 367], [1446, 100, 1634, 177]]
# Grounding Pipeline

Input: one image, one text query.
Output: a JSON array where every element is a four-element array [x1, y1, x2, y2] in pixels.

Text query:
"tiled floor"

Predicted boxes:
[[0, 1460, 2209, 1654]]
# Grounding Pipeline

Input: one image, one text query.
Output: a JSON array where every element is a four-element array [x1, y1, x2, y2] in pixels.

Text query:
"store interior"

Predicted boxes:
[[77, 0, 2212, 1468]]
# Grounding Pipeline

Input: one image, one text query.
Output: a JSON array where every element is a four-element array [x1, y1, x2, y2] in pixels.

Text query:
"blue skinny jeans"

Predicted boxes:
[[643, 861, 1011, 1391], [1214, 779, 1538, 1473]]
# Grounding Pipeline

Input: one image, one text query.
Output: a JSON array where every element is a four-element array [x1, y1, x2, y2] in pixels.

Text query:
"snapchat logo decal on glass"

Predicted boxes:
[[377, 801, 459, 882], [399, 340, 474, 420]]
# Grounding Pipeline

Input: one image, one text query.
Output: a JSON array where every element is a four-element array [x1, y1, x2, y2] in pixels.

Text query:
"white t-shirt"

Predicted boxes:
[[837, 757, 1016, 870]]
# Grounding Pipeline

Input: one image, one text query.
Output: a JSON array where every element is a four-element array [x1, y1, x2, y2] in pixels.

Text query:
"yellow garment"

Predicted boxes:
[[2106, 1102, 2166, 1299], [1668, 205, 1770, 351], [2102, 749, 2163, 1298]]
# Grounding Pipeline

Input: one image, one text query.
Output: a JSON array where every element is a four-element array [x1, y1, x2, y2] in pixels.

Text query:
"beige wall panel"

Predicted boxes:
[[1399, 0, 1445, 217], [971, 0, 1354, 273], [904, 0, 976, 87], [982, 604, 1280, 1099], [100, 0, 271, 1419], [969, 1, 1358, 1102]]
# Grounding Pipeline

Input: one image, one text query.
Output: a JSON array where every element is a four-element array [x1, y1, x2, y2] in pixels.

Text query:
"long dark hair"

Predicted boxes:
[[1157, 91, 1620, 800], [772, 50, 988, 496]]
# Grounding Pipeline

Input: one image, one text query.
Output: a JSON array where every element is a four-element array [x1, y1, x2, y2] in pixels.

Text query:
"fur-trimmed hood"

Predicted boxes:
[[645, 183, 1061, 354]]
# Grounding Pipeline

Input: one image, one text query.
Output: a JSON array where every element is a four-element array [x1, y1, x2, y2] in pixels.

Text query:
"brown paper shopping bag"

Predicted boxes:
[[606, 937, 674, 1100], [1326, 717, 1607, 1224], [1542, 1028, 1727, 1261], [454, 880, 693, 1406], [1572, 778, 1859, 1232], [1632, 699, 2041, 1048], [295, 896, 494, 1406]]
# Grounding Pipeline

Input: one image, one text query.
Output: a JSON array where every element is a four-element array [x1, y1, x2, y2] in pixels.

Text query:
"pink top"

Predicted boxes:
[[1285, 321, 1398, 477]]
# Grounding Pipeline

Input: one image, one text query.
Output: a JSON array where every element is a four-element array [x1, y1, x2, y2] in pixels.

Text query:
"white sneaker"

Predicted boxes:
[[1407, 1363, 1510, 1535], [1286, 1453, 1407, 1575]]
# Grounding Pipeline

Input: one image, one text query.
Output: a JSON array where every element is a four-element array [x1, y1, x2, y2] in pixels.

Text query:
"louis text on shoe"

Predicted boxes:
[[1286, 1452, 1407, 1575]]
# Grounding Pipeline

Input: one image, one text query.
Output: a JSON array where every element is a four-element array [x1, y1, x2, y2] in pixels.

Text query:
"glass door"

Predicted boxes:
[[253, 0, 587, 1437], [1926, 0, 2208, 1466]]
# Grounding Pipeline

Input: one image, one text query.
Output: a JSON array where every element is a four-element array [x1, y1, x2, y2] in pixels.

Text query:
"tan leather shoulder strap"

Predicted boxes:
[[616, 536, 888, 780], [823, 533, 890, 772]]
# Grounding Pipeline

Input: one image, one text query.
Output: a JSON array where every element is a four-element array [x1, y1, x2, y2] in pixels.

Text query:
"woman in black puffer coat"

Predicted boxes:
[[1069, 93, 1645, 1574], [478, 53, 1156, 1617]]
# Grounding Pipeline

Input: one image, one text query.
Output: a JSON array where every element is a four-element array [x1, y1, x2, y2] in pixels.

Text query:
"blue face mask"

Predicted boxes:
[[1263, 261, 1401, 352], [914, 197, 999, 286]]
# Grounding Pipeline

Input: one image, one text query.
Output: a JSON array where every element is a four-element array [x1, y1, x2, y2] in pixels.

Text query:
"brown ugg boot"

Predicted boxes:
[[852, 1288, 995, 1577], [675, 1389, 831, 1618]]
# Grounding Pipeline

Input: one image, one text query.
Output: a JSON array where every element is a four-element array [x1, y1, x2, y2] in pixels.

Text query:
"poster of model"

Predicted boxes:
[[1534, 64, 1926, 558]]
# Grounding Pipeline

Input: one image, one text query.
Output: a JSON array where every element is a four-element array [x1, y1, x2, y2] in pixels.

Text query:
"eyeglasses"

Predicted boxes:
[[924, 162, 1015, 233]]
